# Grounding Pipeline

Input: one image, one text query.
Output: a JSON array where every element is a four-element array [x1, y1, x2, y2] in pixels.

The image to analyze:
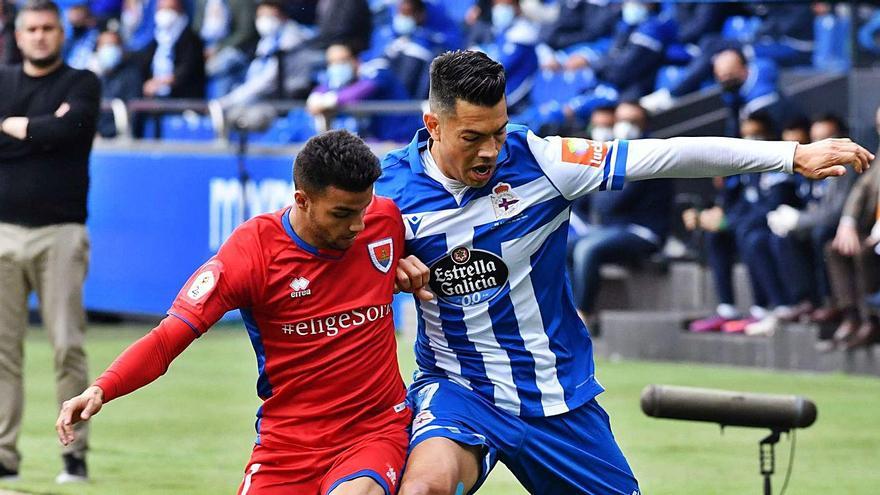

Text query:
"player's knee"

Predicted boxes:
[[399, 478, 464, 495]]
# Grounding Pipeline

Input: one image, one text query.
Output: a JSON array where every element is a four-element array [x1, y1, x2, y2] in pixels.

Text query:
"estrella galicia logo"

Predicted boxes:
[[429, 247, 509, 307]]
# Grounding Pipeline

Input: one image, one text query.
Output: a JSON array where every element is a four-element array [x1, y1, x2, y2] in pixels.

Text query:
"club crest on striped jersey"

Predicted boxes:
[[490, 182, 521, 219], [429, 247, 509, 307], [561, 137, 607, 168], [368, 237, 394, 273]]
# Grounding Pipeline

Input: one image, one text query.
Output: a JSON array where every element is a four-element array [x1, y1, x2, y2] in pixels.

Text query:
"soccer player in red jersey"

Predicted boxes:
[[55, 130, 432, 495]]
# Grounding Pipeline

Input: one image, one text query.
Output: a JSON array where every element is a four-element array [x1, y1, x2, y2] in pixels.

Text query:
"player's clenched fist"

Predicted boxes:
[[56, 386, 104, 446], [793, 138, 874, 179], [396, 255, 433, 301]]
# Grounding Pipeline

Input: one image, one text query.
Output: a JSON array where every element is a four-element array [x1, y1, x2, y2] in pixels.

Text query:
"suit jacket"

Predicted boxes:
[[138, 28, 206, 98], [841, 152, 880, 234]]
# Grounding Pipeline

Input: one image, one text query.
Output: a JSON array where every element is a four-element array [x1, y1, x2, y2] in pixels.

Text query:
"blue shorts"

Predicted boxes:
[[407, 375, 640, 495]]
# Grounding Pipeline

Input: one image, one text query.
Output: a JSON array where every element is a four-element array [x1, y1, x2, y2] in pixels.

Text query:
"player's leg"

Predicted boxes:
[[0, 223, 30, 475], [398, 378, 514, 495], [503, 398, 640, 495], [33, 225, 91, 461], [322, 414, 410, 495], [327, 476, 386, 495], [398, 437, 482, 495]]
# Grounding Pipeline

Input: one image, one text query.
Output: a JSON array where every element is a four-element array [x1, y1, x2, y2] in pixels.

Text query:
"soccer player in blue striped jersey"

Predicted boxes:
[[375, 50, 873, 495]]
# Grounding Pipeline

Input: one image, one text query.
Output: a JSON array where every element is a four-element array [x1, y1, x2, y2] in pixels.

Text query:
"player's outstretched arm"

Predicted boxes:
[[396, 255, 434, 301], [56, 386, 104, 446], [623, 136, 873, 182], [54, 316, 199, 446]]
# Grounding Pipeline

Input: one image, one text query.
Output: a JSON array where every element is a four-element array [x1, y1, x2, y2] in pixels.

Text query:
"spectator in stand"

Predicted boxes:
[[216, 0, 313, 109], [365, 0, 447, 99], [306, 43, 418, 142], [539, 0, 619, 72], [90, 30, 142, 137], [120, 0, 156, 51], [569, 102, 674, 329], [63, 1, 99, 70], [89, 0, 122, 25], [192, 0, 258, 98], [310, 0, 372, 55], [470, 0, 540, 114], [667, 2, 740, 63], [0, 0, 20, 66], [824, 105, 880, 350], [136, 0, 205, 99], [858, 8, 880, 56], [643, 3, 814, 112], [767, 114, 859, 326], [781, 117, 811, 145], [687, 114, 796, 334], [526, 0, 676, 130], [712, 48, 781, 137]]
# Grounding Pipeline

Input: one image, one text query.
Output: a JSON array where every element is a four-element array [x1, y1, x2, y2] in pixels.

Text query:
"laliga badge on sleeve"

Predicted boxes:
[[368, 237, 394, 273], [187, 266, 218, 302], [561, 137, 607, 168]]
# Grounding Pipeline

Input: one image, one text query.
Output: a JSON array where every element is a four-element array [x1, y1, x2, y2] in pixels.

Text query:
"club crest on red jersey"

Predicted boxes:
[[368, 237, 394, 273]]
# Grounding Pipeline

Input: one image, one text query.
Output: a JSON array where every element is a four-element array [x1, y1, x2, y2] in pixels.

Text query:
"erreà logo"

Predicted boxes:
[[290, 277, 312, 298], [429, 247, 509, 307]]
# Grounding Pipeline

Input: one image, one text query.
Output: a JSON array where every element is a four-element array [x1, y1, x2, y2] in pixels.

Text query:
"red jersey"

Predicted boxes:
[[167, 196, 408, 449]]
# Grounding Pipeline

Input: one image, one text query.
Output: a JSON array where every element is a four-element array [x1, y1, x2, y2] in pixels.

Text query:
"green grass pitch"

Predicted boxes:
[[2, 323, 879, 494]]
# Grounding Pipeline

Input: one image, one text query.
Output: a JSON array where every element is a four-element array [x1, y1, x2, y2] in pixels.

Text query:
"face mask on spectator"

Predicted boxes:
[[255, 15, 281, 38], [613, 121, 642, 140], [719, 77, 744, 93], [327, 62, 355, 90], [154, 9, 180, 30], [492, 4, 516, 31], [97, 44, 122, 71], [392, 14, 416, 35], [590, 126, 614, 142], [622, 2, 648, 26]]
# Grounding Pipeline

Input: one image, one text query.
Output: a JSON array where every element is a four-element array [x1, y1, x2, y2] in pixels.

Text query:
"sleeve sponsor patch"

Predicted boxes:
[[561, 137, 608, 168], [186, 264, 220, 302]]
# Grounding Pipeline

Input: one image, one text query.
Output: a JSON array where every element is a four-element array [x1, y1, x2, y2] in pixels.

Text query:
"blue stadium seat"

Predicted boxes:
[[160, 114, 216, 141], [721, 16, 761, 43], [654, 65, 686, 92], [443, 0, 473, 24], [531, 70, 596, 106], [812, 14, 851, 72]]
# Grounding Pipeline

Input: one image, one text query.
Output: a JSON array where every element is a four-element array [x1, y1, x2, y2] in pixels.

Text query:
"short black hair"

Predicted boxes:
[[293, 130, 381, 194], [429, 50, 506, 114], [15, 0, 60, 29], [782, 116, 811, 133], [257, 0, 286, 15], [811, 112, 848, 135], [400, 0, 426, 14], [743, 111, 776, 136]]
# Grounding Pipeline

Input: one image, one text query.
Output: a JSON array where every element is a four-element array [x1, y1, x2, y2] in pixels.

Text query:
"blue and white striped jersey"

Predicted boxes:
[[377, 124, 795, 417]]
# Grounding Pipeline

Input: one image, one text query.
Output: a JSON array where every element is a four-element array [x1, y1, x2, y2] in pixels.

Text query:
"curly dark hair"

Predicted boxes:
[[429, 50, 506, 115], [293, 130, 381, 194]]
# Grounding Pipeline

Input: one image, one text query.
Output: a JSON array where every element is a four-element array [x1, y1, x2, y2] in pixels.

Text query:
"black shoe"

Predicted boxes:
[[0, 462, 19, 481], [56, 453, 88, 484]]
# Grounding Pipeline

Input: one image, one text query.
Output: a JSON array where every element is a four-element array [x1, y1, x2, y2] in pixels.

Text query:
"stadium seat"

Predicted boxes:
[[721, 16, 761, 43], [654, 65, 686, 92], [812, 14, 851, 72], [531, 70, 596, 106], [159, 113, 216, 141]]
